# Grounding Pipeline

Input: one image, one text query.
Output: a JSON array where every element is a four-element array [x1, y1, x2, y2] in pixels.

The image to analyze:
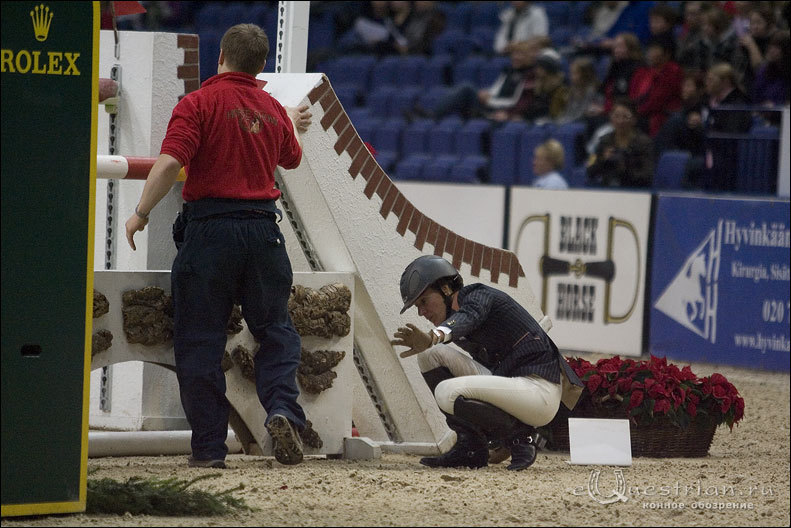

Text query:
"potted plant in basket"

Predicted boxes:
[[542, 355, 745, 457]]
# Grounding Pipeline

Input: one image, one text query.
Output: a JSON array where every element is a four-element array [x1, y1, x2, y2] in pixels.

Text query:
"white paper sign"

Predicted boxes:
[[568, 418, 632, 466]]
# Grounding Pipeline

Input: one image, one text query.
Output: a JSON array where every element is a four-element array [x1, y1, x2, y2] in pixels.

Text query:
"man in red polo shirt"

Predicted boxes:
[[125, 23, 312, 469]]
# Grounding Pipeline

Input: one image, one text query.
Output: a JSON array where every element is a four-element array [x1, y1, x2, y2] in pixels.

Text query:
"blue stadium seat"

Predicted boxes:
[[308, 11, 336, 51], [246, 3, 270, 27], [353, 116, 383, 144], [452, 55, 487, 86], [334, 55, 376, 92], [479, 56, 510, 87], [373, 118, 406, 157], [398, 55, 428, 87], [422, 54, 451, 88], [550, 26, 575, 47], [654, 150, 691, 190], [569, 165, 589, 188], [490, 121, 530, 185], [568, 1, 592, 27], [445, 1, 473, 32], [432, 29, 478, 59], [456, 119, 492, 157], [366, 85, 398, 118], [452, 155, 489, 183], [554, 121, 587, 178], [219, 2, 248, 27], [199, 30, 222, 82], [543, 1, 570, 27], [402, 118, 434, 155], [737, 126, 779, 193], [517, 124, 552, 185], [334, 83, 360, 109], [369, 56, 401, 90], [373, 151, 397, 174], [394, 153, 432, 180], [416, 85, 449, 113], [429, 117, 463, 155], [389, 85, 422, 118], [195, 3, 223, 32], [471, 2, 502, 28], [423, 154, 460, 182], [470, 26, 497, 52], [347, 107, 372, 127]]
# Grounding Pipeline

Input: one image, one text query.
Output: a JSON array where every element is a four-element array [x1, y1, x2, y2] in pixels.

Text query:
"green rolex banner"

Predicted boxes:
[[1, 1, 98, 516]]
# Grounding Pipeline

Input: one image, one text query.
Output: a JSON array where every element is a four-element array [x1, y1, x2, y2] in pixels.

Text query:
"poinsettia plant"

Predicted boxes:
[[566, 355, 745, 430]]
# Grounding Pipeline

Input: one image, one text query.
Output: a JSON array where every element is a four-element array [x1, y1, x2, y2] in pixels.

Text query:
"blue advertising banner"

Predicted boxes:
[[650, 194, 790, 371]]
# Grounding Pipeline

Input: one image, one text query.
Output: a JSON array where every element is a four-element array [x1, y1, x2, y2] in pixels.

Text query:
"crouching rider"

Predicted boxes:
[[391, 255, 583, 471]]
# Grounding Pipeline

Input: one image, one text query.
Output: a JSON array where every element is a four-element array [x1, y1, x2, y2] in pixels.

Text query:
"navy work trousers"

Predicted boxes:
[[171, 213, 306, 461]]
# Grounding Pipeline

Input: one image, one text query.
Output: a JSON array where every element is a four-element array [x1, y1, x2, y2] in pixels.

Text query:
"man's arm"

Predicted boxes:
[[124, 153, 183, 250]]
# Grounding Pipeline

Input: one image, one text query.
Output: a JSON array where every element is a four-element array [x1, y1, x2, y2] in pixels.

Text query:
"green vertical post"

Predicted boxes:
[[1, 1, 98, 516]]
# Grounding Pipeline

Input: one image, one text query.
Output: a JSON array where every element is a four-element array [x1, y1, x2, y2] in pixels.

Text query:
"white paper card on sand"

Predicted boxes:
[[568, 418, 632, 466]]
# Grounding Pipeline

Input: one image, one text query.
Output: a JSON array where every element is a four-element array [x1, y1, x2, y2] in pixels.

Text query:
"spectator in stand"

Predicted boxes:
[[654, 72, 706, 157], [558, 57, 603, 125], [739, 3, 779, 71], [728, 1, 753, 38], [530, 139, 569, 189], [493, 2, 549, 55], [409, 37, 548, 122], [395, 1, 446, 55], [647, 3, 679, 47], [630, 34, 684, 136], [677, 1, 711, 66], [584, 1, 630, 41], [750, 30, 790, 106], [336, 1, 413, 56], [518, 48, 569, 123], [683, 8, 750, 88], [702, 63, 753, 191], [597, 32, 644, 116], [587, 97, 654, 188]]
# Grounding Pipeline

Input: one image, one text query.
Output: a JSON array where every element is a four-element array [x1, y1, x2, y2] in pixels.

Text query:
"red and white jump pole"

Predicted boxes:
[[97, 155, 186, 181]]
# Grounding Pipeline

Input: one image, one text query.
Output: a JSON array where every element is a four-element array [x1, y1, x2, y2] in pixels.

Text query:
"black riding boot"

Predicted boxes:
[[419, 415, 488, 469], [506, 422, 543, 471], [421, 367, 453, 394]]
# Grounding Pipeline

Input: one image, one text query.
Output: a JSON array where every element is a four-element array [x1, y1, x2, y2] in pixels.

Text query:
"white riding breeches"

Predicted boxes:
[[418, 344, 562, 427]]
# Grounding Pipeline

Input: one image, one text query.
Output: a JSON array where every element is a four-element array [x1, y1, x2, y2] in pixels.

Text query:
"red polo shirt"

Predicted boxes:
[[160, 72, 302, 202]]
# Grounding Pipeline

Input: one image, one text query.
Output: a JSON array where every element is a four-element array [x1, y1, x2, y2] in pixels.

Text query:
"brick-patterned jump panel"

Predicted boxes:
[[177, 34, 200, 98], [306, 76, 525, 288]]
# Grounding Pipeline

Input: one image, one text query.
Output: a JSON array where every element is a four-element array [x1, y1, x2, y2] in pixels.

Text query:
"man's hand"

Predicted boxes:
[[125, 214, 148, 251], [286, 104, 312, 134], [390, 323, 433, 358]]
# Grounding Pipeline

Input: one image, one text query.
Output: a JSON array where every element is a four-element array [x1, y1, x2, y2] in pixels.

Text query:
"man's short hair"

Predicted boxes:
[[709, 63, 737, 87], [220, 23, 269, 76]]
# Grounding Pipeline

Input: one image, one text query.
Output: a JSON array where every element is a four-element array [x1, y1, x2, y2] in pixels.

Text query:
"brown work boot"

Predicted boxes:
[[266, 414, 304, 465]]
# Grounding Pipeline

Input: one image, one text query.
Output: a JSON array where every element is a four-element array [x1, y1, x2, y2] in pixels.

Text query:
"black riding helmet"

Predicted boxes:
[[399, 255, 464, 314]]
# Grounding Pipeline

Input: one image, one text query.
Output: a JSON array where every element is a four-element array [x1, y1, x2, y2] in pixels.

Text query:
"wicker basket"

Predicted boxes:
[[542, 408, 718, 458]]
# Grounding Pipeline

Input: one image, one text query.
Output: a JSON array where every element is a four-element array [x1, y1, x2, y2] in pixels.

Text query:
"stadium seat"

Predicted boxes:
[[543, 1, 570, 27], [308, 11, 335, 51], [195, 3, 223, 32], [366, 85, 399, 118], [415, 85, 449, 114], [401, 118, 434, 155], [737, 126, 779, 193], [422, 54, 452, 88], [479, 56, 510, 87], [246, 3, 270, 27], [333, 83, 359, 109], [432, 29, 478, 59], [470, 2, 502, 28], [389, 85, 422, 118], [334, 55, 376, 93], [554, 121, 587, 178], [199, 30, 222, 82], [445, 1, 473, 32], [550, 26, 575, 48], [453, 155, 489, 183], [398, 55, 428, 87], [353, 116, 383, 145], [517, 124, 551, 185], [373, 151, 397, 173], [373, 118, 406, 157], [347, 107, 372, 127], [470, 26, 497, 52], [369, 56, 401, 91], [218, 2, 247, 27], [654, 150, 691, 190], [394, 153, 432, 180], [569, 165, 588, 188], [452, 55, 487, 86], [568, 1, 592, 27], [429, 117, 463, 156], [490, 121, 530, 185], [423, 154, 460, 182], [456, 119, 492, 157]]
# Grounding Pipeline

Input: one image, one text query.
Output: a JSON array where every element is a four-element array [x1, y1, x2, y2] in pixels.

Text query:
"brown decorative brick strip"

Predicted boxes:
[[308, 79, 532, 289], [348, 145, 370, 179], [178, 34, 199, 97], [364, 166, 384, 199], [320, 100, 342, 130]]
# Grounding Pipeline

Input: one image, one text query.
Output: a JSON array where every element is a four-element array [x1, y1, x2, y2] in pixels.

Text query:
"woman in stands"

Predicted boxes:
[[558, 57, 603, 125], [586, 97, 654, 188]]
